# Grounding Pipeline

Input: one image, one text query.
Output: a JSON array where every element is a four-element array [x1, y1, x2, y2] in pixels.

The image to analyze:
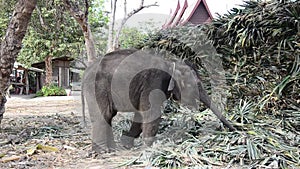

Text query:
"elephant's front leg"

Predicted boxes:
[[140, 89, 165, 146], [142, 117, 162, 146], [121, 112, 142, 149]]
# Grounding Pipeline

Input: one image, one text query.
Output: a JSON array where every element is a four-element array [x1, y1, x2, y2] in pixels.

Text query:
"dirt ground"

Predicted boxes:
[[0, 93, 150, 169]]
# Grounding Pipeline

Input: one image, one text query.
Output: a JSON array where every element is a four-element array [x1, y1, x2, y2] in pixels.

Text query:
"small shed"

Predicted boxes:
[[32, 56, 74, 88], [11, 62, 44, 95], [163, 0, 213, 28]]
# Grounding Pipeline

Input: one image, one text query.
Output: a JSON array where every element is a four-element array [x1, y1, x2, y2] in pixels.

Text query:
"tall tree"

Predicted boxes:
[[63, 0, 97, 64], [67, 0, 109, 69], [107, 0, 158, 52], [18, 0, 84, 85], [0, 0, 37, 124]]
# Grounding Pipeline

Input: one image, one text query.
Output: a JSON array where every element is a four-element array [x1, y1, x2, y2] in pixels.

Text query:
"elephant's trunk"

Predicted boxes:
[[197, 82, 236, 131], [184, 60, 236, 131]]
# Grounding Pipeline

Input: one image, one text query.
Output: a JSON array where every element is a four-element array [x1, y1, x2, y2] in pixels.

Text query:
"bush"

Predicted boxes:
[[36, 85, 67, 97]]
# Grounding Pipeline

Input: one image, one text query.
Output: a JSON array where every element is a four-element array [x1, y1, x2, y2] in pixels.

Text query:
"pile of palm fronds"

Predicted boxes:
[[122, 101, 299, 168], [206, 0, 300, 113], [130, 0, 300, 168]]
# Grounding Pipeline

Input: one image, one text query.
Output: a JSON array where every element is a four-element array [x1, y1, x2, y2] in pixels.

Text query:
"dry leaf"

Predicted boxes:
[[1, 155, 21, 163], [26, 146, 37, 155], [37, 144, 59, 152]]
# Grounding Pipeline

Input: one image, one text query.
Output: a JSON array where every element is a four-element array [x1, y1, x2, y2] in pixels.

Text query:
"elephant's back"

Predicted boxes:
[[82, 49, 138, 92], [100, 49, 138, 73]]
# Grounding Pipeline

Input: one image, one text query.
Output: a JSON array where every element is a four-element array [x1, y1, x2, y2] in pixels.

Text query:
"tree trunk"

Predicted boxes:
[[0, 0, 37, 124], [84, 25, 97, 64], [107, 0, 117, 52], [63, 0, 96, 65], [112, 17, 127, 50], [45, 55, 53, 85]]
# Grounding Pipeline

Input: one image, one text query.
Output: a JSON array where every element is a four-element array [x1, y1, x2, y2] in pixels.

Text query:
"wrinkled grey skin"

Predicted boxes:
[[82, 49, 235, 153]]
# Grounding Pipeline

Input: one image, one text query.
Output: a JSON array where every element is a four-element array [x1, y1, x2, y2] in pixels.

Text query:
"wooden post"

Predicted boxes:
[[59, 67, 62, 87], [36, 72, 40, 91], [66, 68, 70, 87], [25, 70, 29, 95]]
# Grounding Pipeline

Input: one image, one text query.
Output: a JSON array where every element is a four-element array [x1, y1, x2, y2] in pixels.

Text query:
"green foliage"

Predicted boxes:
[[119, 27, 148, 49], [119, 20, 159, 50], [89, 0, 109, 28], [0, 0, 17, 40], [36, 84, 66, 97]]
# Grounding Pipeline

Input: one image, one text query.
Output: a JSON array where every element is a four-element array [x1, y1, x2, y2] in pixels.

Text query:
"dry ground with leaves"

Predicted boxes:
[[0, 94, 245, 169], [0, 93, 153, 169]]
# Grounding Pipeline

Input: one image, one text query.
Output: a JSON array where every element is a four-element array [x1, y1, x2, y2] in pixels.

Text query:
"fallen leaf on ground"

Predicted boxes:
[[27, 144, 59, 155], [1, 155, 21, 163]]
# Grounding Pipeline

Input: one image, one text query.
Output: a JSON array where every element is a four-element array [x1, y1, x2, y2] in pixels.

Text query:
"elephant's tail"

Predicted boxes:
[[81, 82, 87, 127]]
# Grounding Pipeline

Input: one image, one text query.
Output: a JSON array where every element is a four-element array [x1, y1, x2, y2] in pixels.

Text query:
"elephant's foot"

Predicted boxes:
[[92, 142, 116, 154], [143, 137, 156, 147], [120, 132, 135, 149]]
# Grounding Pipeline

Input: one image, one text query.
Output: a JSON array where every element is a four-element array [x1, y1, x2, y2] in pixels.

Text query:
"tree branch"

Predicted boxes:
[[36, 5, 48, 30], [107, 0, 118, 52], [124, 0, 127, 16], [139, 0, 145, 7], [63, 0, 86, 30], [63, 0, 96, 63], [112, 0, 158, 50], [126, 1, 158, 21], [84, 0, 89, 19]]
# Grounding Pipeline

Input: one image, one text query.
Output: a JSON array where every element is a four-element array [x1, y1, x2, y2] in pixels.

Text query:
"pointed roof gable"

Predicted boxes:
[[162, 0, 213, 29], [181, 0, 213, 25], [163, 0, 181, 28], [171, 0, 188, 27]]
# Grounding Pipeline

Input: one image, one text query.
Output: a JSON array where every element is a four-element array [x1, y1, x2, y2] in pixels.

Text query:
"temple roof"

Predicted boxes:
[[163, 0, 213, 28]]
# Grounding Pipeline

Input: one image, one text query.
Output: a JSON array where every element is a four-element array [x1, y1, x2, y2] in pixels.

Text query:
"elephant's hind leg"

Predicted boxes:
[[88, 95, 117, 153], [121, 112, 143, 149], [104, 108, 117, 151]]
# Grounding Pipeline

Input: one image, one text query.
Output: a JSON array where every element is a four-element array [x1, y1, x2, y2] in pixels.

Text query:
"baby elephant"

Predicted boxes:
[[82, 49, 235, 153]]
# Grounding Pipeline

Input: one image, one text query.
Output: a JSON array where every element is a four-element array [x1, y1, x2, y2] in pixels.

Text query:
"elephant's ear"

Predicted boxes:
[[167, 62, 176, 91]]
